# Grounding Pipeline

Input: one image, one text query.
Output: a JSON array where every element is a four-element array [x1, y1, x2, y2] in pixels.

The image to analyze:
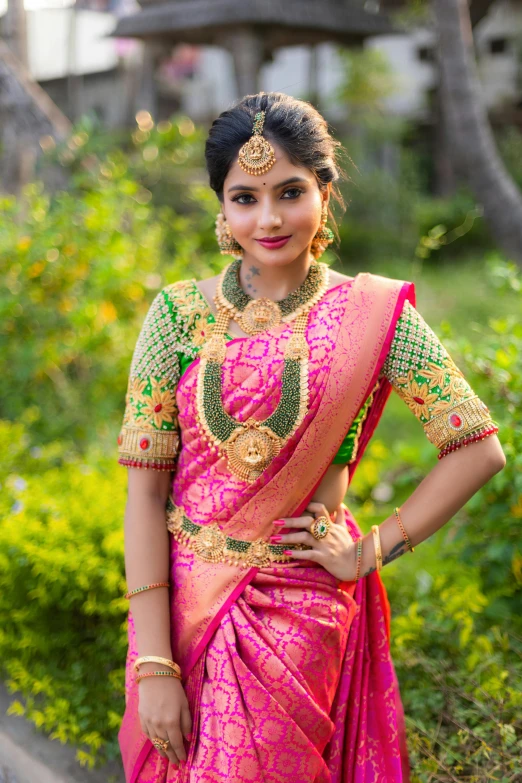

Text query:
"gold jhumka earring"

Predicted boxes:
[[215, 211, 243, 258], [310, 202, 334, 260]]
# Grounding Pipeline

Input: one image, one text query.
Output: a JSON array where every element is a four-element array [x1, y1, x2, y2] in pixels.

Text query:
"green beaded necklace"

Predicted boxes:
[[195, 261, 330, 483]]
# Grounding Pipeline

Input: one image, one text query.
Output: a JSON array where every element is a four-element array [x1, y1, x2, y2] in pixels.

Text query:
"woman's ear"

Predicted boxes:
[[322, 182, 332, 209]]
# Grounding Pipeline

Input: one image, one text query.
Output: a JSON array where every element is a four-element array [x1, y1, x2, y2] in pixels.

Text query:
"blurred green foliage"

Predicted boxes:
[[0, 110, 521, 776], [0, 424, 127, 768]]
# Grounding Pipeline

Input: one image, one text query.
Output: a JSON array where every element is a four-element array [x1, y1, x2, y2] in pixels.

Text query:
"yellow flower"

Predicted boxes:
[[191, 320, 214, 347], [140, 379, 178, 429], [422, 361, 448, 390], [396, 371, 439, 420]]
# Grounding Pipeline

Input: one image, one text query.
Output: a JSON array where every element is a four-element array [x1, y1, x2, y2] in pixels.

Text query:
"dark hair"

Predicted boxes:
[[204, 91, 348, 243]]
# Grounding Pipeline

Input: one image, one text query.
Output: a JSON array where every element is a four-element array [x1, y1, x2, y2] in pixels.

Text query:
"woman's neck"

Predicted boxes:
[[238, 251, 314, 301]]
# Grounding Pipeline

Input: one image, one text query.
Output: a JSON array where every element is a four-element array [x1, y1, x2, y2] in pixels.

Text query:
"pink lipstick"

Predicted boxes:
[[256, 235, 291, 249]]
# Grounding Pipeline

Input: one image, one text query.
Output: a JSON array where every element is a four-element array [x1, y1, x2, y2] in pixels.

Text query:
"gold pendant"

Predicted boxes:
[[193, 523, 227, 563], [244, 539, 272, 568], [225, 419, 282, 483], [240, 298, 281, 335]]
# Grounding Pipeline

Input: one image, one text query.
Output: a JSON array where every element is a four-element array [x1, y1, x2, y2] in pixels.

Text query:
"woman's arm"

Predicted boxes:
[[124, 469, 173, 664], [124, 468, 192, 768], [358, 434, 506, 577], [277, 435, 506, 581]]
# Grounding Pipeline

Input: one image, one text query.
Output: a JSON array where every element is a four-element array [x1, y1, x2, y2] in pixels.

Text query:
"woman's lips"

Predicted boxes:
[[255, 236, 291, 249]]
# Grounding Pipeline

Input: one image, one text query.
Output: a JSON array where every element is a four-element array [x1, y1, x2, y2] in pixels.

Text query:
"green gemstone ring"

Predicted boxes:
[[310, 515, 331, 540]]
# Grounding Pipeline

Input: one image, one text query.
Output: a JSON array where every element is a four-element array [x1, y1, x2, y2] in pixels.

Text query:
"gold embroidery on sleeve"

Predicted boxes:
[[383, 301, 498, 457]]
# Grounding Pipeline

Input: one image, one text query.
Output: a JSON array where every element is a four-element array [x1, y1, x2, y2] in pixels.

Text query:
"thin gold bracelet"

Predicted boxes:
[[371, 525, 383, 572], [393, 507, 415, 552], [135, 670, 182, 684], [124, 582, 170, 600], [134, 656, 181, 676], [355, 538, 363, 582]]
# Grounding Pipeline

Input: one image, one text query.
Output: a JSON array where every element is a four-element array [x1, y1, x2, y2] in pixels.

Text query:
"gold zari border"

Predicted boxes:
[[423, 396, 494, 449]]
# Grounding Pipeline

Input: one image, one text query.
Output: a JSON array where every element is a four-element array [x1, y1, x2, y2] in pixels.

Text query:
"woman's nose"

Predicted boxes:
[[258, 200, 283, 231]]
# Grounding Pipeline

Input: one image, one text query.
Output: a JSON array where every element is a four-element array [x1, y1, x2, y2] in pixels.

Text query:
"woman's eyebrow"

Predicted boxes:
[[227, 176, 308, 193]]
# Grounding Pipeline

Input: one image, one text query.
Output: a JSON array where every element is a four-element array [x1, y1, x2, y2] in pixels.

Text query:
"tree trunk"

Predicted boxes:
[[434, 0, 522, 265]]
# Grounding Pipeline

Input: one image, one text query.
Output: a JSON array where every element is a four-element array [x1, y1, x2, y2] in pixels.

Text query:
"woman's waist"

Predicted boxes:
[[166, 496, 311, 569], [166, 496, 362, 570]]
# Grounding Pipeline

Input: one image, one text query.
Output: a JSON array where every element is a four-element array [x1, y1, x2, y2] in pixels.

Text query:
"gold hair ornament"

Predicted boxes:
[[238, 111, 276, 176]]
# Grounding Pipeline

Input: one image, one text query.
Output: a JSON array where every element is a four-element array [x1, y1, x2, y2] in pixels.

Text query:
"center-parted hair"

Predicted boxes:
[[204, 91, 347, 242]]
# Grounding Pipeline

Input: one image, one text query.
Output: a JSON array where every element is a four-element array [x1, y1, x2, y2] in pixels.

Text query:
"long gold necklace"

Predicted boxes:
[[196, 261, 330, 483]]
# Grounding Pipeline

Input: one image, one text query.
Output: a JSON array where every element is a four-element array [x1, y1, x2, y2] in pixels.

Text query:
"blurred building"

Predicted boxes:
[[1, 0, 521, 129]]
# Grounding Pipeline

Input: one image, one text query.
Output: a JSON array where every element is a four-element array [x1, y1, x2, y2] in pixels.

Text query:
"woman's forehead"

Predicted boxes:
[[224, 144, 316, 191]]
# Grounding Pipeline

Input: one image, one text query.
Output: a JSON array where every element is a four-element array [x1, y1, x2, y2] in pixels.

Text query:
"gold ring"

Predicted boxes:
[[152, 737, 170, 753], [310, 515, 331, 540]]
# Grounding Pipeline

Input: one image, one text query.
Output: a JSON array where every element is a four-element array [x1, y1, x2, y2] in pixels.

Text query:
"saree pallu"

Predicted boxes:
[[119, 273, 414, 783]]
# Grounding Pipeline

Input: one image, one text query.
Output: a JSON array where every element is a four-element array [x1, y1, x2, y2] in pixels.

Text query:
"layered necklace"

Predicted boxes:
[[196, 260, 330, 483]]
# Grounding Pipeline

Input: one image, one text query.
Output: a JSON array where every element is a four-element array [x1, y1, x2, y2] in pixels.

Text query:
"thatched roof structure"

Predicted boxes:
[[113, 0, 395, 102], [113, 0, 395, 44]]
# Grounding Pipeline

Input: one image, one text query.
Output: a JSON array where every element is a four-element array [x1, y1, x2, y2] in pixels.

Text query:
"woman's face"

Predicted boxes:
[[221, 140, 330, 268]]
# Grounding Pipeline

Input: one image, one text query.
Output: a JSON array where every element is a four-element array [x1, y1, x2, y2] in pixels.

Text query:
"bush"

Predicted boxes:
[[0, 115, 220, 450], [0, 420, 128, 769]]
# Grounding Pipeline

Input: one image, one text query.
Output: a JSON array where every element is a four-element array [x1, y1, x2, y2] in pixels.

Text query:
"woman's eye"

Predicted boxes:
[[233, 194, 255, 204], [232, 188, 303, 205]]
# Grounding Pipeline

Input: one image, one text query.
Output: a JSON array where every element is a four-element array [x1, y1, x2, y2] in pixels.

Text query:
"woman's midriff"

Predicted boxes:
[[310, 462, 349, 521]]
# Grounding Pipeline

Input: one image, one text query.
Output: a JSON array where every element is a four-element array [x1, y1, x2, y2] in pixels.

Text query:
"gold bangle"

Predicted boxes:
[[393, 507, 415, 552], [124, 582, 170, 599], [355, 538, 363, 583], [134, 656, 182, 676], [135, 670, 182, 684], [371, 525, 383, 572]]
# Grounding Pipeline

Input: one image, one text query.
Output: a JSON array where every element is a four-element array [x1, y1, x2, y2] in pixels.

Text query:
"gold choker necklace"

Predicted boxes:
[[214, 259, 329, 336]]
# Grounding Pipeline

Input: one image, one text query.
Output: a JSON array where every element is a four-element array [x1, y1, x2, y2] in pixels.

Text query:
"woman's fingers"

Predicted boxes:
[[165, 719, 187, 764], [306, 501, 332, 520], [275, 530, 316, 546], [276, 515, 314, 529], [180, 705, 193, 742], [150, 721, 181, 766]]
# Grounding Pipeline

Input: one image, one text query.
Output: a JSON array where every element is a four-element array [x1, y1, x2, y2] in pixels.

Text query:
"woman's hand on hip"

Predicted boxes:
[[139, 676, 192, 768], [271, 501, 357, 582]]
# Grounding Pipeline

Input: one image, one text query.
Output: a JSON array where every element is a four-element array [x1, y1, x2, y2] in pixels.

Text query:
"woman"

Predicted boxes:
[[116, 92, 505, 783]]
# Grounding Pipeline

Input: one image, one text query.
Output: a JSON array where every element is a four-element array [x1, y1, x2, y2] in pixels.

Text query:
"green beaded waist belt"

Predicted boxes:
[[165, 496, 311, 569]]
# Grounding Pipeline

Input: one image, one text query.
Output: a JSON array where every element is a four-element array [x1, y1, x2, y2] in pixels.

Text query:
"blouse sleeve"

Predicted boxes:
[[117, 288, 182, 471], [382, 300, 498, 459]]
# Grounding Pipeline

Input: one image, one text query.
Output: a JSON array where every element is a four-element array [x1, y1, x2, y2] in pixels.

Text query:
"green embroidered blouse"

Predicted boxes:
[[117, 280, 497, 471]]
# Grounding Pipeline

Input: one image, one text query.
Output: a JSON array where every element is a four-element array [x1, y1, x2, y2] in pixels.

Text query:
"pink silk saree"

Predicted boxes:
[[119, 272, 415, 783]]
